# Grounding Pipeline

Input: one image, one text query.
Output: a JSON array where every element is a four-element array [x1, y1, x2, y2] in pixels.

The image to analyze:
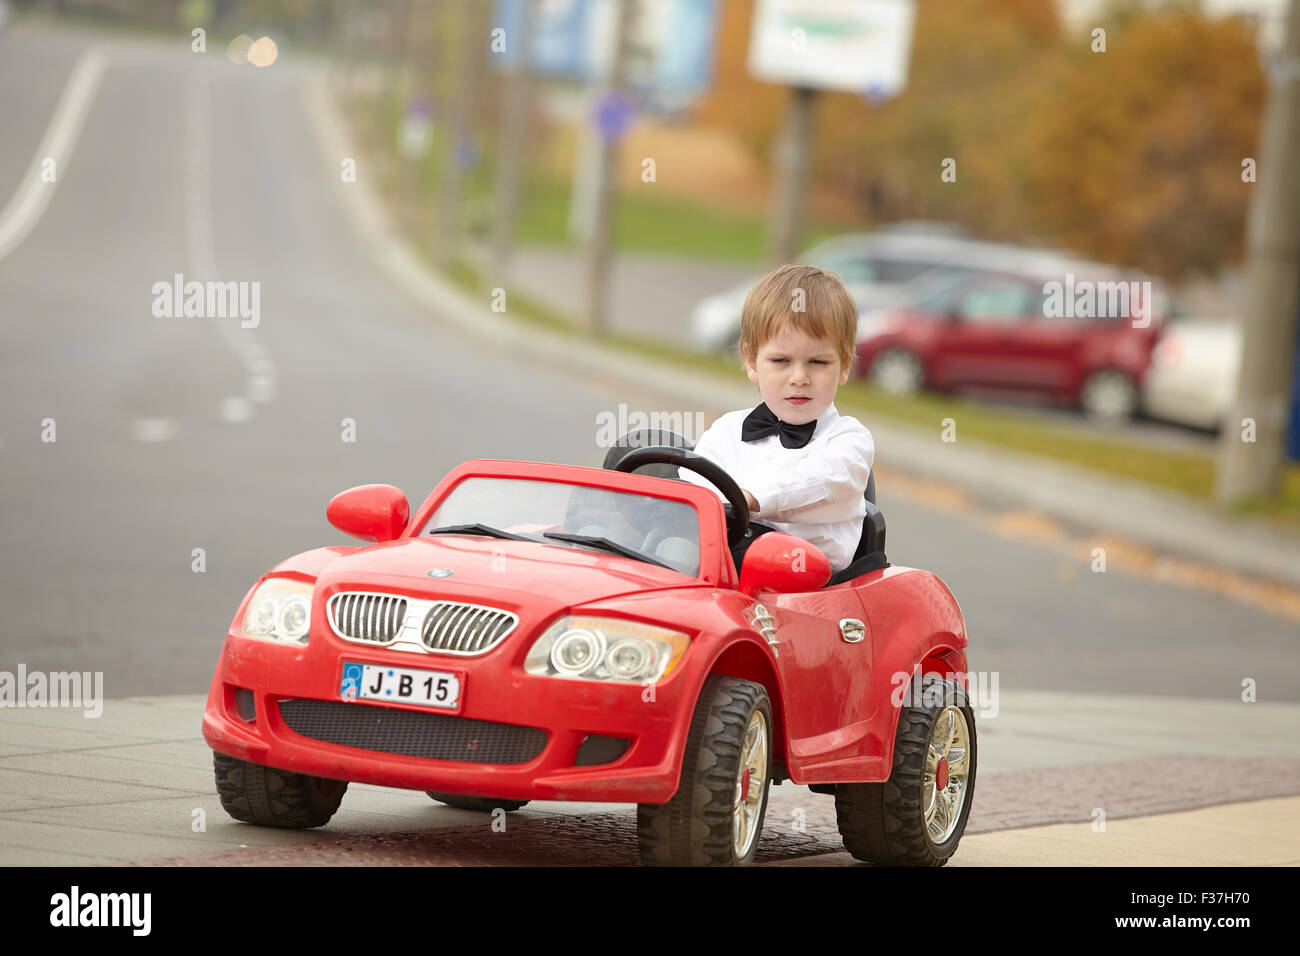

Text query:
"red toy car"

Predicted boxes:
[[202, 440, 977, 866]]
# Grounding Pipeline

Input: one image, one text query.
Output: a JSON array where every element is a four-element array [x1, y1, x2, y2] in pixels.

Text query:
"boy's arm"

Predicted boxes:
[[744, 428, 874, 524]]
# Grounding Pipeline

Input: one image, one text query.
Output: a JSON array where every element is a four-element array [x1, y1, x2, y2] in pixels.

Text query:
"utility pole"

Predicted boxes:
[[768, 85, 816, 266], [490, 0, 536, 282], [1216, 0, 1300, 505], [432, 0, 489, 269], [331, 0, 352, 93], [582, 0, 637, 336]]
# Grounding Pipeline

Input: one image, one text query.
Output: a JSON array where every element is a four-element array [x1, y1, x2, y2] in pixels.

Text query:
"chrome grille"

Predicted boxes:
[[422, 602, 517, 654], [328, 592, 407, 644], [326, 592, 518, 656]]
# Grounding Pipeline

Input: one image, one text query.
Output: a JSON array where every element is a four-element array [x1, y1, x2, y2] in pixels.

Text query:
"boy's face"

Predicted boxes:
[[744, 325, 850, 425]]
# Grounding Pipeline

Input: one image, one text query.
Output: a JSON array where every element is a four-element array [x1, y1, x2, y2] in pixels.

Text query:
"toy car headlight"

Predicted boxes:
[[524, 616, 690, 683], [240, 579, 314, 645], [550, 627, 606, 676]]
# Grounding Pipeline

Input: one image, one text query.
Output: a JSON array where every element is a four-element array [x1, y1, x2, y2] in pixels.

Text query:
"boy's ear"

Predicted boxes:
[[838, 364, 851, 385], [743, 352, 758, 382]]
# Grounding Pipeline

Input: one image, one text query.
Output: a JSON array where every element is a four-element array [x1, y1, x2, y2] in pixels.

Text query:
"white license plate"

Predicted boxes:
[[340, 662, 461, 710]]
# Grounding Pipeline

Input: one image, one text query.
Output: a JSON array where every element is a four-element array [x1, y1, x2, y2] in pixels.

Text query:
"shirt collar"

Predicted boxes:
[[813, 403, 840, 438]]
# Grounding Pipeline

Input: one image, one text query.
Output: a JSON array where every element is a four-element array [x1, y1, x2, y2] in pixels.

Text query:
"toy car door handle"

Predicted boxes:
[[839, 618, 866, 643]]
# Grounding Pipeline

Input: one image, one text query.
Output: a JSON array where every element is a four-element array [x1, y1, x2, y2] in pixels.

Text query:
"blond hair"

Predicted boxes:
[[738, 264, 858, 370]]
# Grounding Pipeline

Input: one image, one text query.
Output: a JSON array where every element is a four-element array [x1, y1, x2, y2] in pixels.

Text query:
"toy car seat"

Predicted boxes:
[[602, 428, 887, 585]]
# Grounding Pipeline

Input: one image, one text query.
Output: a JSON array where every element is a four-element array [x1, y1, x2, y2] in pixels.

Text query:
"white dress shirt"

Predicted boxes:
[[678, 403, 875, 571]]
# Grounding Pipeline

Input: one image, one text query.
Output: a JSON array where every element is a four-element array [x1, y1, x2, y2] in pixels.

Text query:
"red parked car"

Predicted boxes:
[[202, 441, 976, 866], [857, 264, 1168, 421]]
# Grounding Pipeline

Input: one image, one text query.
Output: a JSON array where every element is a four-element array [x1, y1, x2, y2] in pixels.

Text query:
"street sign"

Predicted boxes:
[[398, 97, 434, 161], [592, 88, 636, 143], [492, 0, 719, 110], [455, 138, 480, 170], [1287, 298, 1300, 462], [748, 0, 916, 98]]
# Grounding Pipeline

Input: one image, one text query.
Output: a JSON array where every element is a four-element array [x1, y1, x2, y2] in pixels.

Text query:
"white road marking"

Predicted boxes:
[[0, 46, 108, 262], [130, 417, 178, 442], [184, 68, 278, 422], [220, 396, 253, 423]]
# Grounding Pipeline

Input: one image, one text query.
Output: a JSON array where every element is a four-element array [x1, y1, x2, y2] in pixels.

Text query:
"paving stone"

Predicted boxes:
[[125, 757, 1300, 866], [0, 767, 195, 814]]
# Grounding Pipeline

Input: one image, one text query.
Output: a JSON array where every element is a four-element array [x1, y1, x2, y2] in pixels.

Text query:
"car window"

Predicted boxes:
[[906, 269, 980, 310], [817, 255, 876, 284], [420, 477, 702, 577], [955, 280, 1035, 323], [871, 259, 939, 284]]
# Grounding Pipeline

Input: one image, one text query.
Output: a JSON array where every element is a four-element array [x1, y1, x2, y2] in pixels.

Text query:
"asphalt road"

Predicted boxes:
[[0, 21, 1295, 707]]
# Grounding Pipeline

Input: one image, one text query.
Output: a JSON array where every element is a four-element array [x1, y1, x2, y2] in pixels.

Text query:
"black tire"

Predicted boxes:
[[213, 752, 348, 828], [834, 674, 977, 866], [426, 792, 529, 812], [637, 675, 773, 867]]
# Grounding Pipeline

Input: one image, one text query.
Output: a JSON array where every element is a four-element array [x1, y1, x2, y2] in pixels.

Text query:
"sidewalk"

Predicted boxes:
[[306, 77, 1300, 592], [3, 691, 1299, 865], [763, 797, 1300, 866]]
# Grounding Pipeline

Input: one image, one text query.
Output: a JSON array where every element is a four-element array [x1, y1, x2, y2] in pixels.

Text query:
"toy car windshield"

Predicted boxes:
[[416, 476, 702, 577]]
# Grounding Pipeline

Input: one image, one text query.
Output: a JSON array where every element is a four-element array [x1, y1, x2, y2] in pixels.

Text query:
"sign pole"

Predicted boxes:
[[491, 0, 536, 281], [768, 84, 816, 266], [582, 0, 637, 336]]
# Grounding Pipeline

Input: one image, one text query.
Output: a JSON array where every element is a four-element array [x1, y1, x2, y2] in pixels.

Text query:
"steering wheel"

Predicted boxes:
[[613, 445, 750, 547]]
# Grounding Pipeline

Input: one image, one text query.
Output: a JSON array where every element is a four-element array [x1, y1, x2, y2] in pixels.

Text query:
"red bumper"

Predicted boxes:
[[201, 630, 697, 804]]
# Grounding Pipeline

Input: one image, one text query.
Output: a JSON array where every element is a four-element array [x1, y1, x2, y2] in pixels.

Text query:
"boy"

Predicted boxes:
[[679, 264, 874, 574]]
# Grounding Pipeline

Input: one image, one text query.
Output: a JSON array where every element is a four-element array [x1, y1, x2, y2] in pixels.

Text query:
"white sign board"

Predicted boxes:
[[747, 0, 916, 97]]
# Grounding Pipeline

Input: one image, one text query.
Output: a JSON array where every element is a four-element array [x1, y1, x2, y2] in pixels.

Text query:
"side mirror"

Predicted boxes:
[[327, 484, 409, 542], [738, 532, 831, 597]]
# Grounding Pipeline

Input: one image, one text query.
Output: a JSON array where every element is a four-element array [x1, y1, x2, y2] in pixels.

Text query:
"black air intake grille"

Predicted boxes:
[[278, 699, 548, 764]]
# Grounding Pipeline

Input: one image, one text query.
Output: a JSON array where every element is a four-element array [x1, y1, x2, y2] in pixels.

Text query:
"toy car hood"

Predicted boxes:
[[308, 535, 707, 611]]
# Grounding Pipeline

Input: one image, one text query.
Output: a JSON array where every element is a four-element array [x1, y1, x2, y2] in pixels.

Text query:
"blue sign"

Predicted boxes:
[[861, 81, 891, 105], [593, 89, 636, 142], [493, 0, 593, 79], [652, 0, 718, 94], [1287, 299, 1300, 461], [455, 138, 480, 170], [406, 96, 434, 120], [491, 0, 719, 110]]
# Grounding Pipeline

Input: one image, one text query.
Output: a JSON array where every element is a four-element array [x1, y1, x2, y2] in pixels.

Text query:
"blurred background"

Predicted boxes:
[[1, 0, 1298, 699], [6, 0, 1298, 484]]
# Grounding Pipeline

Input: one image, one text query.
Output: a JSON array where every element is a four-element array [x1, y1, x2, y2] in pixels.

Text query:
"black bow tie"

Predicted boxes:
[[741, 403, 818, 449]]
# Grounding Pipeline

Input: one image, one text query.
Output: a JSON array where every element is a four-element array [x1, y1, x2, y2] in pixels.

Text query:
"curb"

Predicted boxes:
[[303, 75, 1300, 591]]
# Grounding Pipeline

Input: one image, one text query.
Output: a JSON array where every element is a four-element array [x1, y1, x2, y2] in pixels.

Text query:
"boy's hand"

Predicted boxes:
[[742, 489, 760, 515]]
